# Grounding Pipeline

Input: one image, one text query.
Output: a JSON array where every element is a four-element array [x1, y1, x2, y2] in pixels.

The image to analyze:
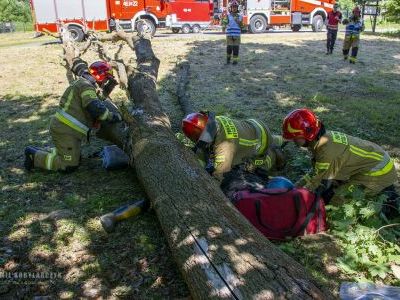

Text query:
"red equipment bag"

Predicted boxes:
[[232, 187, 327, 240]]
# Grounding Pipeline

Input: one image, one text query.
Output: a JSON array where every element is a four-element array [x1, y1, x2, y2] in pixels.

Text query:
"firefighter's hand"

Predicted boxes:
[[108, 112, 122, 123]]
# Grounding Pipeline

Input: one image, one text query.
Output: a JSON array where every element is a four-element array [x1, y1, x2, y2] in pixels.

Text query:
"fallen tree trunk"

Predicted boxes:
[[103, 33, 334, 299], [54, 29, 335, 298]]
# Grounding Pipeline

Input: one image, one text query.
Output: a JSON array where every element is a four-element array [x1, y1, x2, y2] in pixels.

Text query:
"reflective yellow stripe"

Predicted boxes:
[[197, 159, 206, 167], [216, 116, 238, 139], [254, 159, 264, 166], [239, 138, 258, 147], [98, 109, 110, 121], [45, 148, 57, 170], [364, 159, 394, 176], [349, 145, 383, 161], [215, 155, 225, 163], [315, 162, 330, 170], [265, 155, 272, 169], [81, 89, 98, 100], [331, 131, 348, 145], [64, 88, 75, 112], [248, 119, 267, 155], [273, 135, 283, 147], [55, 111, 88, 136]]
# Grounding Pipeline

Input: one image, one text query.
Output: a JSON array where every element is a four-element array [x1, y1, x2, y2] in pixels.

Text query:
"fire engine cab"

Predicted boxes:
[[234, 0, 335, 33], [30, 0, 169, 41]]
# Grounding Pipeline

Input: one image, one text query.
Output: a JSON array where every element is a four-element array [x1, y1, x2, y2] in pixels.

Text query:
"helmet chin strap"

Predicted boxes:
[[193, 112, 217, 153]]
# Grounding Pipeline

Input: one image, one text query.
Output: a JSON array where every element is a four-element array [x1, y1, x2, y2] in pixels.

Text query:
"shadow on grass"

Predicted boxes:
[[154, 35, 400, 297], [1, 33, 400, 298], [0, 94, 189, 298]]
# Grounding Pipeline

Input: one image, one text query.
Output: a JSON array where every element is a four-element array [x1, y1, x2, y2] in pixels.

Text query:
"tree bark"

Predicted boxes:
[[117, 34, 334, 299]]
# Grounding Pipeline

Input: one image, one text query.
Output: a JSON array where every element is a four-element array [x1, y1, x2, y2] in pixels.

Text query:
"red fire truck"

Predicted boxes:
[[165, 0, 214, 34], [30, 0, 169, 40], [225, 0, 335, 33]]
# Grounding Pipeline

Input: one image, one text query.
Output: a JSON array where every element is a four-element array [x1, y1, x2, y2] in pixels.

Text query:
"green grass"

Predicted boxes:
[[0, 31, 54, 47], [0, 31, 399, 298]]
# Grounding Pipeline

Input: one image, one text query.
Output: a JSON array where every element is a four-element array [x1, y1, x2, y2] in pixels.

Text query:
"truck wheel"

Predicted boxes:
[[192, 24, 201, 33], [250, 15, 267, 33], [136, 19, 156, 36], [181, 24, 191, 34], [291, 24, 301, 32], [172, 28, 180, 34], [312, 15, 324, 32], [68, 25, 85, 42]]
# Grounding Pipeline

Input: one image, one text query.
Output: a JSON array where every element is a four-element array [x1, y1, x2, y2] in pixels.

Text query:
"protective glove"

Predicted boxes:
[[108, 112, 122, 123], [101, 76, 118, 98], [71, 58, 88, 77]]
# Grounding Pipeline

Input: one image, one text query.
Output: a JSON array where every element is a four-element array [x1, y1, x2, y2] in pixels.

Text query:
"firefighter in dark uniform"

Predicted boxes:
[[181, 112, 286, 181], [24, 58, 125, 172], [282, 108, 399, 218]]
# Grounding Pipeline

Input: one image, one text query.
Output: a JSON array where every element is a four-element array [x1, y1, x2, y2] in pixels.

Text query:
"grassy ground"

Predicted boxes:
[[1, 30, 399, 298], [0, 32, 54, 48]]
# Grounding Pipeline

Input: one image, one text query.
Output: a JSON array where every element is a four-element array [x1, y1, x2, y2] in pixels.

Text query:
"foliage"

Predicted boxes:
[[0, 0, 31, 23], [338, 0, 356, 12], [384, 0, 400, 23], [327, 186, 400, 282]]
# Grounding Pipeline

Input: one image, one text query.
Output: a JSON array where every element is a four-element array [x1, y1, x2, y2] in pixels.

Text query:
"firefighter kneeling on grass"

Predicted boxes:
[[181, 112, 286, 181], [282, 108, 400, 219], [221, 0, 244, 65], [342, 6, 365, 64], [24, 58, 124, 172]]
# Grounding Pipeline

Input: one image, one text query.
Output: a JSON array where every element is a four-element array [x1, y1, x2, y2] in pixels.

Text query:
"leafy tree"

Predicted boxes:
[[0, 0, 31, 23], [338, 0, 356, 12], [384, 0, 400, 22]]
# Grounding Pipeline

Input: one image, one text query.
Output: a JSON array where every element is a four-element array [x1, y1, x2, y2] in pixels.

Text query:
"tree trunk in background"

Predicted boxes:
[[122, 35, 333, 299]]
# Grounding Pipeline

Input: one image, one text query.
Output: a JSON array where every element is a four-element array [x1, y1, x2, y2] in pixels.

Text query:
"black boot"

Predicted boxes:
[[24, 146, 38, 171]]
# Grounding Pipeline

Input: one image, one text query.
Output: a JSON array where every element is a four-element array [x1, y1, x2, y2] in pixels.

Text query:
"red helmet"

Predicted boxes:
[[182, 112, 209, 142], [89, 61, 114, 84], [282, 108, 321, 141]]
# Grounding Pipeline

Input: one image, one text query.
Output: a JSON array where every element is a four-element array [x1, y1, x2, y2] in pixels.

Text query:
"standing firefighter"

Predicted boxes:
[[326, 3, 342, 55], [24, 58, 124, 172], [282, 108, 399, 219], [221, 0, 244, 65], [182, 112, 286, 181], [342, 6, 365, 63]]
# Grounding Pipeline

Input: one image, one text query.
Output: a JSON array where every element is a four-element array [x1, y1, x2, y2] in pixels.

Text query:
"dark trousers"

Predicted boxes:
[[226, 45, 239, 57], [327, 28, 338, 52]]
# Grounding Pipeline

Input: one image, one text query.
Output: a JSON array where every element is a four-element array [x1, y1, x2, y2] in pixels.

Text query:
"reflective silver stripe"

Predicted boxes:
[[369, 153, 391, 172], [56, 109, 89, 134], [247, 119, 267, 155]]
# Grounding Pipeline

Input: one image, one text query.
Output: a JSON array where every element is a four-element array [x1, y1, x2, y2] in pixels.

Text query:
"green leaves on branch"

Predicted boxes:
[[0, 0, 31, 23], [384, 0, 400, 23], [326, 187, 400, 282]]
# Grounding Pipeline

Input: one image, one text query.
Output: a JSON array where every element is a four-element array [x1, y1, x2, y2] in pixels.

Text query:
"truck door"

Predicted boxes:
[[110, 0, 144, 20]]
